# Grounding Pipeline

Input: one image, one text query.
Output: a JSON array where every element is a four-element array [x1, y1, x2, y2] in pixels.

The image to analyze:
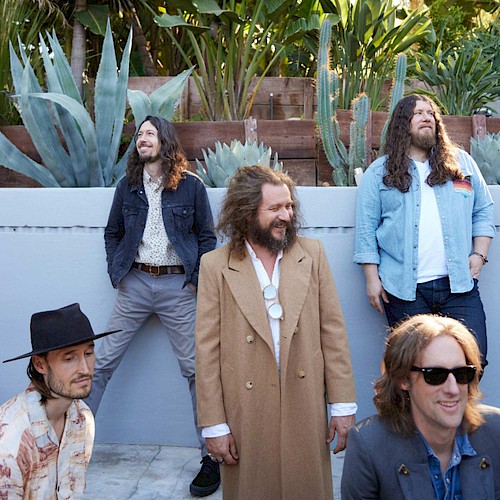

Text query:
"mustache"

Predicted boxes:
[[272, 220, 289, 228], [72, 375, 93, 383]]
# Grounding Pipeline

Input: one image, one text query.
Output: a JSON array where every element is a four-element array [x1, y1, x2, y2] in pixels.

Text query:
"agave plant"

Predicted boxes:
[[470, 132, 500, 185], [196, 140, 283, 187], [0, 20, 190, 187]]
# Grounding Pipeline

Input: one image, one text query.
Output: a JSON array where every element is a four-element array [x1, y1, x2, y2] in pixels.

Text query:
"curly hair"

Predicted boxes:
[[126, 116, 189, 191], [373, 315, 484, 436], [27, 354, 53, 404], [216, 165, 303, 259], [383, 94, 464, 192]]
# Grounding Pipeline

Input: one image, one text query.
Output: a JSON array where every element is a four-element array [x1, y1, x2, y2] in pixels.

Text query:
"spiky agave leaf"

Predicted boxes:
[[196, 139, 282, 187]]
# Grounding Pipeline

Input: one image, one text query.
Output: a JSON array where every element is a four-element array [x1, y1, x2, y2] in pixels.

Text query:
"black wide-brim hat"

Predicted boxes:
[[3, 303, 120, 363]]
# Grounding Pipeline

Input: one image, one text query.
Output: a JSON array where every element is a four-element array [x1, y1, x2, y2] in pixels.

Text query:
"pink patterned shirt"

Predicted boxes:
[[0, 386, 94, 499]]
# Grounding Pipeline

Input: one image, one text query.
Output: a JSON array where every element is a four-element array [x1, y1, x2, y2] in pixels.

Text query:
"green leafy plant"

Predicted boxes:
[[0, 0, 64, 125], [318, 0, 431, 110], [196, 140, 283, 187], [470, 132, 500, 185], [0, 20, 189, 187], [155, 0, 320, 120], [155, 0, 283, 121], [411, 39, 500, 116]]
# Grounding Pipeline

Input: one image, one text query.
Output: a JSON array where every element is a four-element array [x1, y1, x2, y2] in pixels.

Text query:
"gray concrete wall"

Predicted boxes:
[[1, 186, 499, 447]]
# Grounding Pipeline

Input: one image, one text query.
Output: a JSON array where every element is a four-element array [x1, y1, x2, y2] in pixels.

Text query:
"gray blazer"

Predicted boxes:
[[341, 405, 500, 499]]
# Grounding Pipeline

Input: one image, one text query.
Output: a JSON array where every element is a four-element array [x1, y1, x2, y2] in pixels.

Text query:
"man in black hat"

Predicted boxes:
[[0, 303, 119, 498]]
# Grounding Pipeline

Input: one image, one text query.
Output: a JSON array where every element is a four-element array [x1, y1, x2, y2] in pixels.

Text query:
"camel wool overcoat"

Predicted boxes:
[[195, 237, 356, 500]]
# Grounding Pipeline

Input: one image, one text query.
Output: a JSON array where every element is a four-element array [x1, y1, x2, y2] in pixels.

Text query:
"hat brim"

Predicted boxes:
[[3, 329, 121, 363]]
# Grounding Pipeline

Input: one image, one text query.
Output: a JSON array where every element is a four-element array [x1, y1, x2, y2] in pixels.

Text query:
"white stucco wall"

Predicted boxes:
[[1, 187, 499, 447]]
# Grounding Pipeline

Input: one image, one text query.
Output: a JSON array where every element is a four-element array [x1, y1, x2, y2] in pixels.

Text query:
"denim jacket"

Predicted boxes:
[[353, 149, 494, 300], [105, 171, 216, 288]]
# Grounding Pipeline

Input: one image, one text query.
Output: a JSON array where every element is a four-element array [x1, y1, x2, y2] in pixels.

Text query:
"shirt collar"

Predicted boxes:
[[143, 170, 163, 188], [419, 428, 477, 462], [245, 240, 284, 263]]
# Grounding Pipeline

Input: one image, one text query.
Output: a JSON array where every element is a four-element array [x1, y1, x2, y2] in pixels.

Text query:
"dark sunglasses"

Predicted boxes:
[[410, 365, 476, 386]]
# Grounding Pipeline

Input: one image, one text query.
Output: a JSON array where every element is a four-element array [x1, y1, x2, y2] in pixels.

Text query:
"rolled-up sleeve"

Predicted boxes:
[[353, 164, 383, 265]]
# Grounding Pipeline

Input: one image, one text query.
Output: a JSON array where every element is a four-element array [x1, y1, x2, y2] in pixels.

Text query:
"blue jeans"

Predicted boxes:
[[384, 277, 488, 368]]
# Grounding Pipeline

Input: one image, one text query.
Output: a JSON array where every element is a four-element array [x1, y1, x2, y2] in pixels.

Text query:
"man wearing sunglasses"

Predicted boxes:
[[195, 165, 357, 499], [342, 314, 500, 499]]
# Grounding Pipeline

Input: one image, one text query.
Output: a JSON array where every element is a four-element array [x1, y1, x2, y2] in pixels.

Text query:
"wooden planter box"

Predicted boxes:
[[0, 119, 318, 187], [1, 111, 499, 188]]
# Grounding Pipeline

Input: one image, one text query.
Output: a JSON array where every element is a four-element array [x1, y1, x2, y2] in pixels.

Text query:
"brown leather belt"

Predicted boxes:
[[132, 262, 185, 276]]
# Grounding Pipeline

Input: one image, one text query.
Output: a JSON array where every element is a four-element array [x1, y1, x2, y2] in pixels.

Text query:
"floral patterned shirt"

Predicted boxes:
[[0, 386, 94, 499], [135, 170, 183, 266]]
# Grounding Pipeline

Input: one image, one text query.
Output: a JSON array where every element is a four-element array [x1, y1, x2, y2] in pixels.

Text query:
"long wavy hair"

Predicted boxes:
[[27, 354, 53, 404], [216, 165, 303, 259], [374, 315, 484, 436], [383, 94, 464, 192], [126, 116, 189, 190]]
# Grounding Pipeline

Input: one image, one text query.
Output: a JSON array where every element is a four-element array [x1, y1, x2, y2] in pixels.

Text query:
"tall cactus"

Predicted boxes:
[[317, 20, 409, 184], [317, 19, 349, 186], [380, 54, 407, 152], [349, 93, 369, 185]]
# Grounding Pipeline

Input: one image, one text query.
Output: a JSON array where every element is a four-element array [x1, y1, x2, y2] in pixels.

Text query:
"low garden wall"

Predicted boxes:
[[0, 186, 499, 446]]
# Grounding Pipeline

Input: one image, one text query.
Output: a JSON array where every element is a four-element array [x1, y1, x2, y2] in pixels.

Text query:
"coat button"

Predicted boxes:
[[297, 370, 306, 379], [398, 464, 409, 476], [245, 381, 253, 390], [294, 327, 299, 334], [246, 335, 254, 343]]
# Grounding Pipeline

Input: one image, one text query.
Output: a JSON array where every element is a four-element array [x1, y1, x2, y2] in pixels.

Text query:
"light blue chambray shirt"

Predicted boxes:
[[353, 149, 495, 301]]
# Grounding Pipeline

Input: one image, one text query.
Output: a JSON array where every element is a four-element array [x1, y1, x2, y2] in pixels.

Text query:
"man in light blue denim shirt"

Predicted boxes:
[[354, 95, 494, 368]]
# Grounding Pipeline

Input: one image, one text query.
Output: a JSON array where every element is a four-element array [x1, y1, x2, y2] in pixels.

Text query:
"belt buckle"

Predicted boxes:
[[149, 265, 161, 276]]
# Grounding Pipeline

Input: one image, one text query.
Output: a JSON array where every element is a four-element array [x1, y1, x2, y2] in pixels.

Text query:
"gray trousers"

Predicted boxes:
[[86, 268, 205, 455]]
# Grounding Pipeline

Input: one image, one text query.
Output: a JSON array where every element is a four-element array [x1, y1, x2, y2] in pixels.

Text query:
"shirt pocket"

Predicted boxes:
[[173, 206, 195, 233], [452, 177, 473, 198], [380, 185, 404, 214]]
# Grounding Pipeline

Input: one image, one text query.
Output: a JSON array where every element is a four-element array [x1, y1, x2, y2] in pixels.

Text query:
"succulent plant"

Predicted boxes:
[[196, 140, 283, 187], [348, 94, 369, 185], [0, 20, 190, 187], [470, 132, 500, 185], [316, 19, 349, 186], [379, 54, 407, 152]]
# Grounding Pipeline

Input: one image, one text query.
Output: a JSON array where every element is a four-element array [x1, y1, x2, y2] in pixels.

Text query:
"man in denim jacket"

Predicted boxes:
[[354, 95, 494, 369], [85, 116, 219, 496]]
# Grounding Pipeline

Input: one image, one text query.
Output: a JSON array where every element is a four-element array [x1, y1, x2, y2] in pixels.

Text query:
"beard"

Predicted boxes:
[[247, 217, 297, 253], [139, 152, 160, 164], [411, 128, 436, 151], [47, 366, 93, 400]]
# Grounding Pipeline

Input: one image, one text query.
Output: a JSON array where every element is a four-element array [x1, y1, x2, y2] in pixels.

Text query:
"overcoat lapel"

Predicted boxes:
[[223, 251, 275, 353], [222, 241, 312, 367], [278, 241, 312, 374]]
